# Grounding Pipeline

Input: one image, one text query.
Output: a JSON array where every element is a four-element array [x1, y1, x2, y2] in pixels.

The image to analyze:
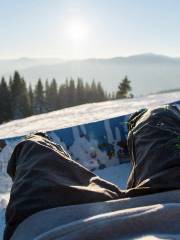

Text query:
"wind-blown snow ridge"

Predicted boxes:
[[0, 92, 180, 139]]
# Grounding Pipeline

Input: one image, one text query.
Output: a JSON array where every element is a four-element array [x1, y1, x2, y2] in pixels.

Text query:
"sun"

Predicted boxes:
[[66, 20, 89, 42]]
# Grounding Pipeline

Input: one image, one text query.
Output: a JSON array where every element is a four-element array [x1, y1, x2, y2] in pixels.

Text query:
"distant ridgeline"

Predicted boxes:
[[0, 99, 180, 191]]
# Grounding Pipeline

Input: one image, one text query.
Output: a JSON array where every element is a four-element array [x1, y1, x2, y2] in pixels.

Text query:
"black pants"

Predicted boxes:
[[4, 105, 180, 240]]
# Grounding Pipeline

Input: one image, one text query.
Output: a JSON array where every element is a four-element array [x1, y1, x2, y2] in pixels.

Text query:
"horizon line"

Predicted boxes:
[[1, 52, 180, 61]]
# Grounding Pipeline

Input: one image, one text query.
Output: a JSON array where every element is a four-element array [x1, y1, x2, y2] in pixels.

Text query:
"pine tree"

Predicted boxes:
[[45, 79, 58, 111], [58, 84, 66, 109], [69, 78, 76, 106], [116, 76, 132, 99], [90, 79, 98, 102], [84, 82, 91, 103], [0, 74, 111, 123], [45, 79, 50, 111], [28, 84, 34, 115], [10, 71, 30, 119], [96, 82, 106, 102], [50, 78, 58, 110], [21, 78, 31, 116], [34, 79, 45, 114], [0, 77, 11, 123], [76, 78, 85, 105], [64, 79, 71, 107], [10, 71, 22, 118], [9, 76, 13, 90]]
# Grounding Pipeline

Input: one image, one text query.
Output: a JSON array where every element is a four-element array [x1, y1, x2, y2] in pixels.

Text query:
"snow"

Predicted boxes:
[[0, 91, 179, 239], [0, 193, 9, 239], [95, 163, 131, 189], [0, 92, 180, 139]]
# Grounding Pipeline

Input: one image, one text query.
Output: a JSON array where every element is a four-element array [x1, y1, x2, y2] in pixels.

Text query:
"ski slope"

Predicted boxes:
[[0, 92, 180, 139], [0, 91, 180, 239]]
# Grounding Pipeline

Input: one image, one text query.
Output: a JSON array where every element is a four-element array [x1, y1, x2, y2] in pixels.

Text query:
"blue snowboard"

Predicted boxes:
[[0, 114, 129, 173]]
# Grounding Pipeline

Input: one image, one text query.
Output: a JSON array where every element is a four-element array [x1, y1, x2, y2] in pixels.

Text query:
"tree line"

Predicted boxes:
[[0, 71, 132, 124]]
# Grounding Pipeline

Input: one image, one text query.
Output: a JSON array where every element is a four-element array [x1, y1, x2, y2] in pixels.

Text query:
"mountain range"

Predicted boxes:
[[0, 53, 180, 95]]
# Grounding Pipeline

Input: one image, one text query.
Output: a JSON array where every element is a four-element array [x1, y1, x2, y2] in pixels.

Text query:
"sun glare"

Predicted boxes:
[[66, 20, 89, 42]]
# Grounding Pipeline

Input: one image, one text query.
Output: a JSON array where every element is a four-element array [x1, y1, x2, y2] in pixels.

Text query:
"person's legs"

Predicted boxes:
[[126, 104, 180, 195], [4, 104, 180, 239], [4, 134, 124, 240]]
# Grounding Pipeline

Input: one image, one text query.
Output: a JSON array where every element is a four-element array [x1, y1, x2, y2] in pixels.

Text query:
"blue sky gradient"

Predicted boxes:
[[0, 0, 180, 59]]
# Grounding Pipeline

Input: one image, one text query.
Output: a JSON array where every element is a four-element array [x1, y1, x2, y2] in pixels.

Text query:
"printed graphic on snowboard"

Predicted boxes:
[[0, 114, 130, 177]]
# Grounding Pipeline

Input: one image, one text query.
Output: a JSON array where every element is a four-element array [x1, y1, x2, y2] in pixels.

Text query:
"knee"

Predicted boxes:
[[128, 104, 180, 133], [7, 135, 45, 179]]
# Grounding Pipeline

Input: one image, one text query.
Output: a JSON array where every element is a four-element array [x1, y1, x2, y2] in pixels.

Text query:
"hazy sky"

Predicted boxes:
[[1, 0, 180, 59]]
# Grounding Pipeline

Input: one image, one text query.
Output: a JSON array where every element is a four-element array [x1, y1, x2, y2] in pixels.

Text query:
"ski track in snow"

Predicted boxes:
[[0, 91, 180, 239]]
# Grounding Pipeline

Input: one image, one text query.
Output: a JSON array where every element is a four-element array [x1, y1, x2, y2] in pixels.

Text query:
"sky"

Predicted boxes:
[[0, 0, 180, 59]]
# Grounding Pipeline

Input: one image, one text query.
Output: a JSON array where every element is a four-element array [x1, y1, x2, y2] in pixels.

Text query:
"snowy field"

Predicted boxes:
[[0, 91, 180, 239], [0, 92, 180, 139]]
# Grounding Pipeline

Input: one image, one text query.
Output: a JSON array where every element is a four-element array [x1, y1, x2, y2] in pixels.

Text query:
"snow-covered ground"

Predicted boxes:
[[0, 91, 180, 239], [0, 92, 180, 139]]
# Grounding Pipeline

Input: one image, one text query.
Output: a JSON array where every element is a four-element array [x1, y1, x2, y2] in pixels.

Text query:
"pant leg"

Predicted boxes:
[[126, 104, 180, 193], [4, 134, 124, 240]]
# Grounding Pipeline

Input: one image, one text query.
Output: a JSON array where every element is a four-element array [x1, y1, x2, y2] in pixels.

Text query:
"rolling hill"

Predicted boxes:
[[0, 53, 180, 95]]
